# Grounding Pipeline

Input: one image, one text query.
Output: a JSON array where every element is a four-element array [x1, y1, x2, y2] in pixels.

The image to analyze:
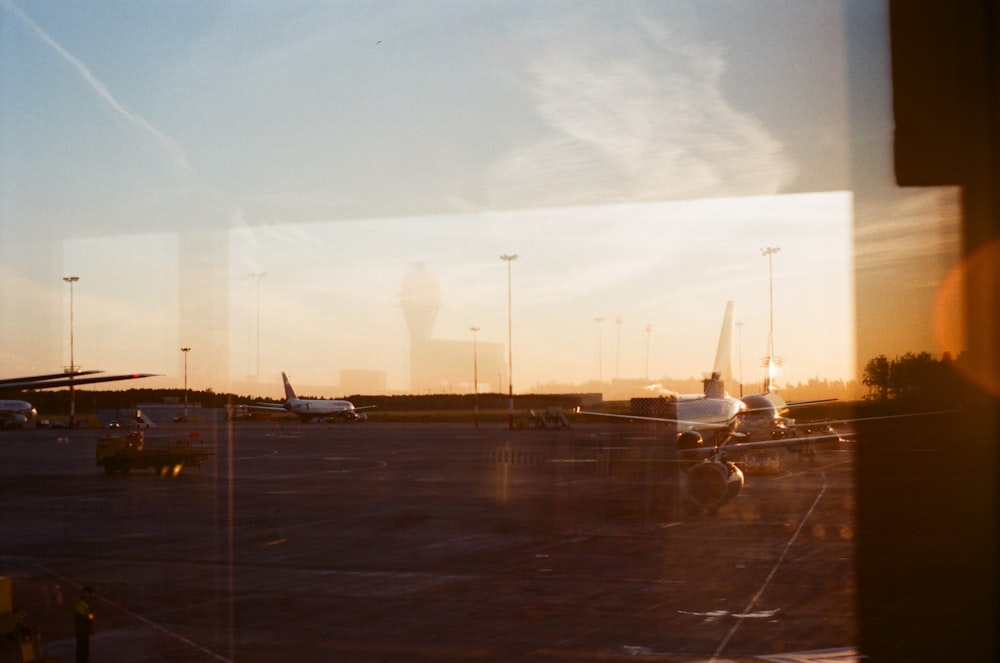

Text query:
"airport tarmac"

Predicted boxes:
[[2, 420, 857, 662]]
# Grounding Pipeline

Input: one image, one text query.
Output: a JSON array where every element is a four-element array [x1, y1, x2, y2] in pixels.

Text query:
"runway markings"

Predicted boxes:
[[678, 608, 781, 621], [710, 474, 830, 659], [756, 647, 859, 662], [773, 458, 851, 481], [35, 563, 234, 663]]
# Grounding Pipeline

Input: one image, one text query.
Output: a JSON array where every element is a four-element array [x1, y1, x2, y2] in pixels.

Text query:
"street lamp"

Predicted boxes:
[[761, 246, 782, 393], [63, 276, 79, 428], [470, 326, 480, 428], [500, 254, 518, 429], [615, 314, 623, 380], [181, 347, 191, 421], [251, 272, 266, 382], [594, 317, 605, 382], [644, 323, 652, 381], [736, 321, 745, 397]]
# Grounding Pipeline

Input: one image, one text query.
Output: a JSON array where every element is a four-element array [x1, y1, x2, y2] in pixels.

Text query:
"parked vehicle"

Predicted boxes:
[[96, 431, 212, 475]]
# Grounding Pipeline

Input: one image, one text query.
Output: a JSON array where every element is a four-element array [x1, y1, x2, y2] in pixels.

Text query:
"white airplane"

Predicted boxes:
[[0, 398, 36, 429], [580, 301, 749, 436], [577, 301, 847, 513], [251, 372, 375, 422], [0, 370, 158, 429]]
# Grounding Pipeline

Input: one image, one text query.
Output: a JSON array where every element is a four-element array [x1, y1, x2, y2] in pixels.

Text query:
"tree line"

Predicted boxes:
[[861, 351, 968, 403], [4, 351, 971, 415]]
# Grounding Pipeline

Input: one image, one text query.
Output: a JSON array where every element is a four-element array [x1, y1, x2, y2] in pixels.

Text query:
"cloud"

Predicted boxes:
[[4, 0, 194, 174], [854, 188, 962, 282], [485, 7, 797, 207]]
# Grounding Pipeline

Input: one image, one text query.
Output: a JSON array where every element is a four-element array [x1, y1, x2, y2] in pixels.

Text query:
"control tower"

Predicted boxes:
[[398, 262, 505, 393], [399, 262, 441, 390]]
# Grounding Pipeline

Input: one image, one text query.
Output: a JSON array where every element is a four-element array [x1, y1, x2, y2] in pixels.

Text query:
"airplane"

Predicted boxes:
[[249, 372, 375, 422], [0, 370, 158, 429], [576, 301, 848, 514], [0, 398, 36, 429]]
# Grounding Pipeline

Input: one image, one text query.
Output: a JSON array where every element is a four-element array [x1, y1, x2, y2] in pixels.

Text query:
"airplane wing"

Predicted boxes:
[[246, 402, 376, 411], [576, 405, 857, 456], [249, 403, 288, 411], [712, 430, 851, 455], [0, 372, 159, 390], [681, 409, 958, 460], [785, 398, 839, 408], [782, 409, 958, 430], [575, 410, 733, 429], [663, 429, 853, 464], [0, 370, 103, 386], [739, 397, 839, 416]]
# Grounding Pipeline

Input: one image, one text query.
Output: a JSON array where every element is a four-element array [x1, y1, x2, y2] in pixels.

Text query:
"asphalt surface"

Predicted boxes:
[[2, 419, 858, 662]]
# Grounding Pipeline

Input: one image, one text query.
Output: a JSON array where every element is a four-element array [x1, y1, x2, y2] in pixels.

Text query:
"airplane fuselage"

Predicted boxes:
[[675, 396, 746, 426], [287, 398, 358, 417], [734, 392, 790, 440], [0, 399, 37, 428], [255, 372, 373, 422]]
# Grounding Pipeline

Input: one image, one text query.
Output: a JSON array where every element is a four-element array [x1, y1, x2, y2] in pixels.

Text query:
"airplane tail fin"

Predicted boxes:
[[281, 372, 297, 401], [706, 301, 735, 398]]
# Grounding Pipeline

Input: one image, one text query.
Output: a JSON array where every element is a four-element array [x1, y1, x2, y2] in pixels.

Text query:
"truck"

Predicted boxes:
[[96, 431, 212, 475]]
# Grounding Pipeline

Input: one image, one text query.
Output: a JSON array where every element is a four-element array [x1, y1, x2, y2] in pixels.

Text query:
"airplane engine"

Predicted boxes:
[[1, 414, 28, 429], [677, 430, 704, 452], [686, 460, 745, 513]]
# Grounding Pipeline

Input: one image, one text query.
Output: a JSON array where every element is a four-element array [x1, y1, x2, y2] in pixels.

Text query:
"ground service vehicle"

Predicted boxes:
[[96, 431, 212, 475]]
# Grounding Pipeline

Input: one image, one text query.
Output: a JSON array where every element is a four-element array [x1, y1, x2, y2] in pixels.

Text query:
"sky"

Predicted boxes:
[[0, 1, 962, 397]]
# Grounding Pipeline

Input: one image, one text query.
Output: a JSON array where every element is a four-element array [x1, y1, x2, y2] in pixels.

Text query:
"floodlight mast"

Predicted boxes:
[[500, 254, 518, 430], [761, 246, 781, 393], [181, 347, 191, 420], [63, 276, 79, 428], [594, 317, 605, 382], [251, 272, 266, 383], [470, 326, 480, 428], [736, 321, 745, 397], [615, 314, 623, 379], [644, 323, 652, 381]]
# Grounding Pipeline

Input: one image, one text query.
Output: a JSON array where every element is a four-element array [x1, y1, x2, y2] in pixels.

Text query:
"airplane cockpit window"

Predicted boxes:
[[2, 2, 994, 661]]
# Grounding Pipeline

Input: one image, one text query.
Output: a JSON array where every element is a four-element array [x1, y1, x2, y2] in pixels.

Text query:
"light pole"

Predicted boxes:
[[615, 314, 622, 380], [644, 323, 652, 381], [470, 326, 480, 428], [761, 246, 781, 393], [181, 347, 191, 421], [500, 254, 518, 429], [63, 276, 79, 428], [594, 317, 605, 382], [251, 272, 265, 382], [736, 321, 745, 397]]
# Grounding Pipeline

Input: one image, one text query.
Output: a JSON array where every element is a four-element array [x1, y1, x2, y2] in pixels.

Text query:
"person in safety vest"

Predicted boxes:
[[74, 586, 95, 663]]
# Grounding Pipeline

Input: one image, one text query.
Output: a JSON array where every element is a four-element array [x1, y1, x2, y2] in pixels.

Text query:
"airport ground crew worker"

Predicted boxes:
[[14, 608, 41, 662], [73, 586, 95, 663]]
